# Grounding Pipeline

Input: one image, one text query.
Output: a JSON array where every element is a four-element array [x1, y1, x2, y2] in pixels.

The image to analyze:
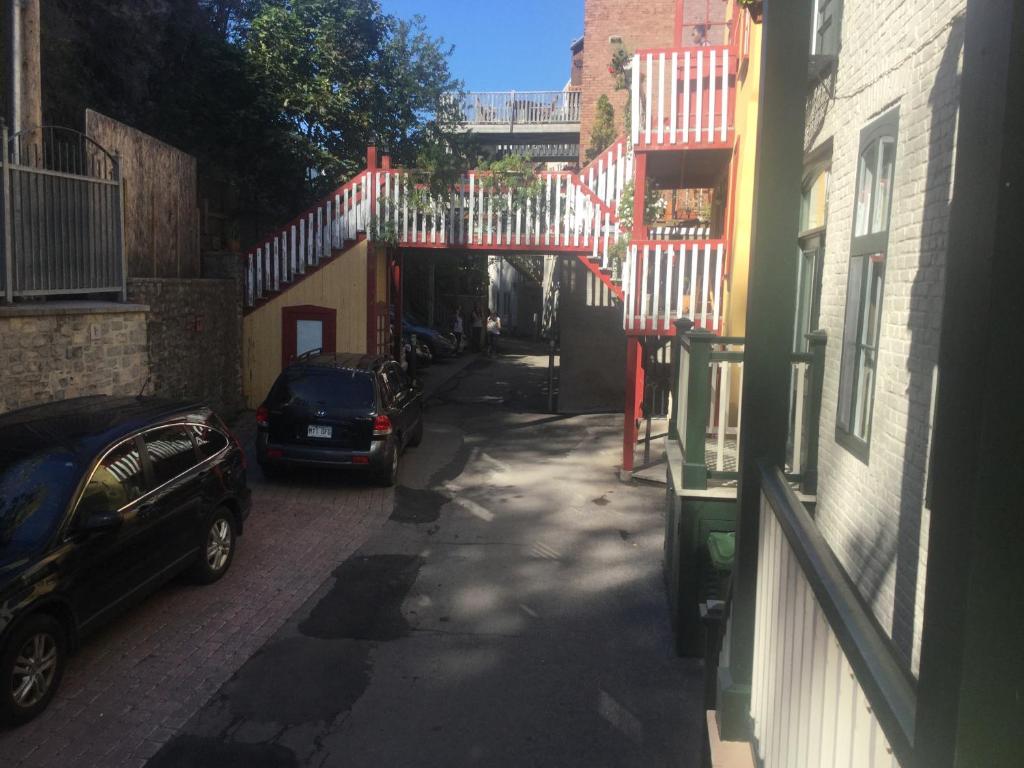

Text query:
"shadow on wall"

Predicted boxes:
[[846, 15, 964, 672]]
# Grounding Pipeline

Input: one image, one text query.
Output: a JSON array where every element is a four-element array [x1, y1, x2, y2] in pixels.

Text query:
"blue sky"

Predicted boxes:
[[379, 0, 583, 92]]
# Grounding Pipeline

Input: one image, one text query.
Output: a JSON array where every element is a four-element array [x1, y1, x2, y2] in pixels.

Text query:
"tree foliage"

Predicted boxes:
[[585, 95, 616, 163], [30, 0, 462, 235]]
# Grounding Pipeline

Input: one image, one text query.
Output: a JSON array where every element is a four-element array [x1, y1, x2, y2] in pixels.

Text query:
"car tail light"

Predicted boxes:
[[256, 406, 269, 427], [373, 414, 392, 436], [353, 456, 370, 465], [267, 448, 284, 459]]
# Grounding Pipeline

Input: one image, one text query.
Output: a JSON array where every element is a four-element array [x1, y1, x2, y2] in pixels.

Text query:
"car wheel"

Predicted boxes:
[[376, 443, 400, 487], [191, 508, 236, 585], [408, 414, 424, 447], [0, 614, 67, 726]]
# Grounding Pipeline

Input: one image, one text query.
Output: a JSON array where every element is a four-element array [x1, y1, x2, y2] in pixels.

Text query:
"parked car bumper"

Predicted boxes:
[[256, 433, 392, 471]]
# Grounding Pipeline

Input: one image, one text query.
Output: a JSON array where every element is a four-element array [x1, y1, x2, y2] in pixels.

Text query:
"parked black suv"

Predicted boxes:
[[256, 352, 424, 486], [0, 396, 250, 725]]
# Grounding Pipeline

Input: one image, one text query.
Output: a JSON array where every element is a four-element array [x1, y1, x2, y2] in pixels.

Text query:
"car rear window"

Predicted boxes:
[[0, 450, 80, 555], [269, 368, 375, 409]]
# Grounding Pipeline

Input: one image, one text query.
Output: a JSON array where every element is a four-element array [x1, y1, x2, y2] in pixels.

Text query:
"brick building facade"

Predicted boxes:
[[578, 0, 727, 163], [805, 0, 966, 677]]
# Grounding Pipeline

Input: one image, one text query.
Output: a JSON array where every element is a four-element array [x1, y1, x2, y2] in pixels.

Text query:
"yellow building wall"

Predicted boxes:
[[242, 240, 372, 408], [723, 15, 763, 339]]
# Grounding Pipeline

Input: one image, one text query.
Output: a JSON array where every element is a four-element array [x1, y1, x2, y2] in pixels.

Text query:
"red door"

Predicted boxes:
[[282, 305, 337, 369]]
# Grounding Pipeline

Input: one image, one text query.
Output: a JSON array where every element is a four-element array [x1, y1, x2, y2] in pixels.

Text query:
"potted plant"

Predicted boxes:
[[739, 0, 764, 23]]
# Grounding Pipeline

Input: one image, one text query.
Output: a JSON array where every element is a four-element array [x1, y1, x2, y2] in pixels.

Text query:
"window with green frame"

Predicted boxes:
[[836, 108, 898, 460]]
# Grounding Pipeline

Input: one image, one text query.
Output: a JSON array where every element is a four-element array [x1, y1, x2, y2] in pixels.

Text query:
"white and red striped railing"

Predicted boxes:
[[631, 45, 734, 149], [579, 136, 633, 219], [243, 158, 626, 311], [623, 239, 726, 334], [243, 170, 370, 308], [371, 169, 621, 264]]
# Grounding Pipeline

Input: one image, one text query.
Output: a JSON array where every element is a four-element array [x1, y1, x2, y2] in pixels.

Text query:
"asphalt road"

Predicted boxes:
[[146, 338, 703, 768]]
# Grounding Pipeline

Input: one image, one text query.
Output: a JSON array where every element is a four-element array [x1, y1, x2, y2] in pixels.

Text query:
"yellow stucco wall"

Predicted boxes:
[[723, 15, 762, 338], [242, 240, 373, 408]]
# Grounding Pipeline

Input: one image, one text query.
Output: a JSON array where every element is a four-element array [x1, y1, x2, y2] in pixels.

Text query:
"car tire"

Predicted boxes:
[[191, 508, 237, 585], [0, 613, 67, 726], [376, 443, 400, 487], [408, 414, 424, 447]]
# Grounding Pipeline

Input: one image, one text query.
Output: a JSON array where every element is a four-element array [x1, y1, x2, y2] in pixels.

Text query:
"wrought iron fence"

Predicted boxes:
[[1, 125, 126, 302]]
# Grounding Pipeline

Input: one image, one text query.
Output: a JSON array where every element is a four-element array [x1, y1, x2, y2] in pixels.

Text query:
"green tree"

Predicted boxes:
[[239, 0, 463, 196], [585, 94, 616, 163]]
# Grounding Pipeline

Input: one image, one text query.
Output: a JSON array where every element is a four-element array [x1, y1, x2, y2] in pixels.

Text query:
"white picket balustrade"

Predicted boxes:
[[623, 240, 726, 333], [631, 45, 732, 148]]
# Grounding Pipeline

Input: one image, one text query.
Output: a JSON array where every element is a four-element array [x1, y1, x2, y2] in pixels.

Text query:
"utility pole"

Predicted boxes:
[[6, 0, 42, 139]]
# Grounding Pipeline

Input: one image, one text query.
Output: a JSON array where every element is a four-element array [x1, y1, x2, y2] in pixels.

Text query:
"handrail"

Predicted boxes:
[[759, 462, 916, 764]]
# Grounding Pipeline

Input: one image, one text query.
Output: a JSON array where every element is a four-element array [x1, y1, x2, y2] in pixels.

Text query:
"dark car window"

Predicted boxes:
[[190, 425, 229, 460], [144, 426, 198, 486], [0, 449, 81, 554], [270, 368, 375, 409], [380, 364, 406, 405], [78, 438, 146, 516]]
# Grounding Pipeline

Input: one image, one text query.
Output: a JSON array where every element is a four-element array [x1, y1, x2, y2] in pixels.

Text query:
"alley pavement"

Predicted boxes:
[[0, 341, 702, 767]]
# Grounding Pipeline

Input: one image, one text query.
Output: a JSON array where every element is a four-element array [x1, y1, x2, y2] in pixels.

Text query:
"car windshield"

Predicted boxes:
[[0, 450, 81, 556], [271, 368, 375, 409]]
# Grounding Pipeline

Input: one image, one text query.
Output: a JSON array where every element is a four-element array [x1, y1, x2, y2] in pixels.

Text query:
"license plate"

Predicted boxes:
[[307, 425, 333, 439]]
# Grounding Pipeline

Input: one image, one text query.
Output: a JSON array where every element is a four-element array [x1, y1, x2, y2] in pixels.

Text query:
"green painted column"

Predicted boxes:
[[913, 1, 1024, 766], [716, 0, 814, 741], [682, 333, 711, 490], [800, 330, 827, 495]]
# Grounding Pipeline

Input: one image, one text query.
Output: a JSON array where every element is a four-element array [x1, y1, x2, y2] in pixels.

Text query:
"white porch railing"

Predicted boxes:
[[623, 239, 726, 333], [459, 90, 581, 127], [631, 45, 733, 149], [371, 169, 621, 265], [243, 170, 370, 307], [580, 138, 633, 220], [749, 467, 914, 767]]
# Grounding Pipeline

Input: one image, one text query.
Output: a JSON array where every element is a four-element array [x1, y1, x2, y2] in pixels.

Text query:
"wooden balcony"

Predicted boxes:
[[631, 45, 735, 151], [623, 239, 726, 335]]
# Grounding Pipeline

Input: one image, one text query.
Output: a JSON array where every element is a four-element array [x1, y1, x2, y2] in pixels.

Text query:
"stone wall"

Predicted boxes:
[[127, 275, 243, 417], [0, 303, 149, 415], [807, 0, 966, 676]]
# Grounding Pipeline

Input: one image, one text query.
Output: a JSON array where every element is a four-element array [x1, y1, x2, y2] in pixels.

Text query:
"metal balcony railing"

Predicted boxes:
[[457, 90, 581, 128]]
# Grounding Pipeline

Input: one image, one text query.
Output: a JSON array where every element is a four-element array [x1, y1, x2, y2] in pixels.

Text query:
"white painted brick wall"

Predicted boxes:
[[807, 0, 965, 677]]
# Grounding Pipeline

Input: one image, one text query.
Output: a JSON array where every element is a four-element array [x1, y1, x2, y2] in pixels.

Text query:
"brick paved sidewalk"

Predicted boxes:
[[0, 456, 392, 768]]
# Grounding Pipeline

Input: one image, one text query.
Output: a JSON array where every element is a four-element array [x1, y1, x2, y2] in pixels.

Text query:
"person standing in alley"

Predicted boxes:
[[452, 308, 464, 354], [471, 304, 483, 352], [486, 310, 502, 356]]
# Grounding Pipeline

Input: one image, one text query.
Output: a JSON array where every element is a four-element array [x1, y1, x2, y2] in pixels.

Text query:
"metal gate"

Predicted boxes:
[[0, 125, 126, 302]]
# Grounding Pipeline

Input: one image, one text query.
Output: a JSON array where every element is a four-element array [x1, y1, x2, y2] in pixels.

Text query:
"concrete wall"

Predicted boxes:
[[127, 275, 243, 417], [0, 303, 148, 415], [807, 0, 965, 676], [557, 257, 625, 413]]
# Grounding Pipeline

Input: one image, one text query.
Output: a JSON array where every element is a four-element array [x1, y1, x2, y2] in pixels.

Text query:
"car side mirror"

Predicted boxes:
[[78, 507, 123, 535]]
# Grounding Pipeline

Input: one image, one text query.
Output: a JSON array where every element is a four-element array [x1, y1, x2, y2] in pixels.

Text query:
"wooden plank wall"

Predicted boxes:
[[85, 110, 199, 278], [242, 240, 369, 408]]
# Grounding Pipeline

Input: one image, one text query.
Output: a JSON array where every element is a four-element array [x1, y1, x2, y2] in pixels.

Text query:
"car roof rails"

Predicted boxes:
[[296, 347, 323, 361]]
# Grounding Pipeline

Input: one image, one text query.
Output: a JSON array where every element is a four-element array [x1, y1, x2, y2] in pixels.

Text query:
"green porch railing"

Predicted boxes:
[[668, 323, 827, 493]]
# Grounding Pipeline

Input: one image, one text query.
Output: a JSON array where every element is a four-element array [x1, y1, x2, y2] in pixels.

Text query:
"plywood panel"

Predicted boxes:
[[85, 110, 199, 278], [242, 240, 368, 407]]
